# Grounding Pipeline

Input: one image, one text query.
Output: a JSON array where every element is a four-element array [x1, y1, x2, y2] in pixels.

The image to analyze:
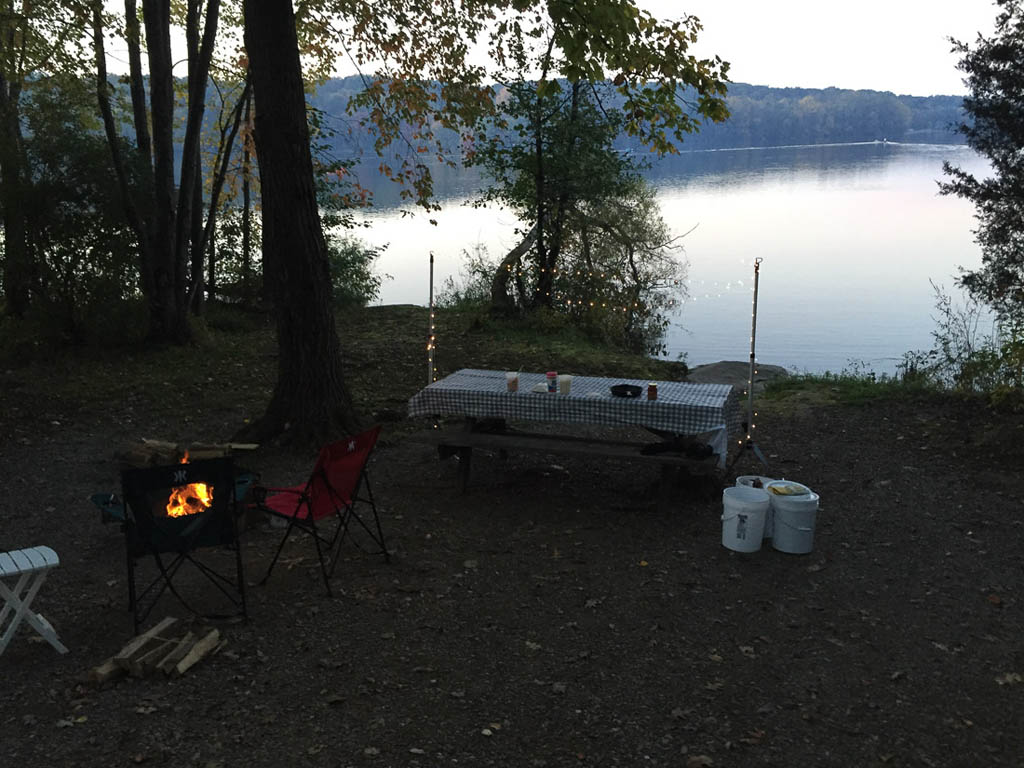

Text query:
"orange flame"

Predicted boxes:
[[166, 452, 214, 517]]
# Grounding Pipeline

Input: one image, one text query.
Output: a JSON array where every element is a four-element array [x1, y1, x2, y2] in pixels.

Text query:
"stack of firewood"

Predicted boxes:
[[118, 438, 258, 469], [90, 617, 222, 683]]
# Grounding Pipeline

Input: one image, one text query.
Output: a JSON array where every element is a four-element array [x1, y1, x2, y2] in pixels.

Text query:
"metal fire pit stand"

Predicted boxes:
[[120, 457, 247, 633]]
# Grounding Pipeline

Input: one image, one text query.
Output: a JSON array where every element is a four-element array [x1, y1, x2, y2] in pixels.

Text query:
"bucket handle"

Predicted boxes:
[[721, 512, 753, 522]]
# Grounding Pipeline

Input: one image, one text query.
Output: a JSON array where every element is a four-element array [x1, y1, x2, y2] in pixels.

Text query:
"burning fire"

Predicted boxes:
[[166, 453, 215, 517]]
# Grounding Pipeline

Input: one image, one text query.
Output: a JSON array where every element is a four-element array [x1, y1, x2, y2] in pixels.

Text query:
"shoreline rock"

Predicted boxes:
[[685, 361, 790, 392]]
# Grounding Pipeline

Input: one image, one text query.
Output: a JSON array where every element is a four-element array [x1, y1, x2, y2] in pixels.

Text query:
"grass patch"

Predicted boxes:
[[763, 370, 940, 407], [435, 306, 688, 382]]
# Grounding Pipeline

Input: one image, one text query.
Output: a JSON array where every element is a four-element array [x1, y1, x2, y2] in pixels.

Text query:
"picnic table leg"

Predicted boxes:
[[658, 465, 678, 513], [456, 447, 472, 493]]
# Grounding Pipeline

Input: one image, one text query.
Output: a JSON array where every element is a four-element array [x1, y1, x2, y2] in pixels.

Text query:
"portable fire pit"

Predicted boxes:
[[119, 456, 247, 632]]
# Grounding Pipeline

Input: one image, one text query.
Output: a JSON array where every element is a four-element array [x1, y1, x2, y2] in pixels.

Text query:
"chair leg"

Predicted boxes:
[[0, 574, 32, 655], [362, 473, 389, 562], [126, 543, 139, 635], [0, 572, 68, 656], [261, 517, 298, 586], [233, 542, 248, 621], [306, 516, 334, 597]]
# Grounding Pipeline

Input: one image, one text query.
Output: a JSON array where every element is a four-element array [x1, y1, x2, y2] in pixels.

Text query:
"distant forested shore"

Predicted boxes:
[[311, 76, 964, 157]]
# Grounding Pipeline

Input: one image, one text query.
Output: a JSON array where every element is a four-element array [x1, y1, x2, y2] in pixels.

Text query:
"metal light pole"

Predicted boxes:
[[747, 257, 763, 441], [427, 252, 436, 385]]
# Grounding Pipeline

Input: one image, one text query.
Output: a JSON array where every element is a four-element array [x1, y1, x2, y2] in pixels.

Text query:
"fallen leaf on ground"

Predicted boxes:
[[739, 728, 766, 745], [995, 672, 1021, 686]]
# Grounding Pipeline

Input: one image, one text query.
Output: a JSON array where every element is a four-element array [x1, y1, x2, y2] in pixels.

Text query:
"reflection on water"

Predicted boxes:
[[357, 142, 987, 374]]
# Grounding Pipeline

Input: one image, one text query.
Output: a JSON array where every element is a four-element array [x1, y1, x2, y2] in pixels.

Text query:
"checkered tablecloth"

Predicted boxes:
[[408, 369, 742, 438]]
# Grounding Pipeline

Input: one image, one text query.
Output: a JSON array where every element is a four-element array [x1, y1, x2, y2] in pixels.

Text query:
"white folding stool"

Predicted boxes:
[[0, 546, 68, 656]]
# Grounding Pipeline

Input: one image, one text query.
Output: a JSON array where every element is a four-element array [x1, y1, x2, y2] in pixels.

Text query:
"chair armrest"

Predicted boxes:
[[250, 485, 304, 507]]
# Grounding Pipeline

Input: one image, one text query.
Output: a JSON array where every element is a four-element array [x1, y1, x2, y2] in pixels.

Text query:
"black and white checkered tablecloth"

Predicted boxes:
[[408, 369, 742, 438]]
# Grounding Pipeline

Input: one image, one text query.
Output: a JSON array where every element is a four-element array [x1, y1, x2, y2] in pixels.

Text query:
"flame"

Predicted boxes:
[[166, 452, 214, 517]]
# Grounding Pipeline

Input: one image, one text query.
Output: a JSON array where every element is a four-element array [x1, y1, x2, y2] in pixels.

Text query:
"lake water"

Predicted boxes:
[[355, 142, 988, 374]]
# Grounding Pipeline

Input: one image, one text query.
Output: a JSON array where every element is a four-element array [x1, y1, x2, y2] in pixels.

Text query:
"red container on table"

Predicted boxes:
[[546, 371, 558, 393]]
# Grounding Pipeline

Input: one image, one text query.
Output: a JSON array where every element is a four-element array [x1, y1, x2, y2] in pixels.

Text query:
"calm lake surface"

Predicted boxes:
[[355, 142, 988, 374]]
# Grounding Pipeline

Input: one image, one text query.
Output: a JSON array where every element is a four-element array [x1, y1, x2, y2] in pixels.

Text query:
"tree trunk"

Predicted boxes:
[[489, 224, 536, 314], [535, 82, 581, 308], [239, 0, 360, 444], [241, 89, 253, 302], [142, 0, 188, 342], [0, 70, 30, 317], [532, 89, 551, 309]]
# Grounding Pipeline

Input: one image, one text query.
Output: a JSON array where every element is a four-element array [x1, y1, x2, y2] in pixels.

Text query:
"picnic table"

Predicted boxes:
[[407, 369, 743, 492]]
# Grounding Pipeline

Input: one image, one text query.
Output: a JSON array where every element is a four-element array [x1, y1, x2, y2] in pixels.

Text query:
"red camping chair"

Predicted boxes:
[[255, 426, 388, 595]]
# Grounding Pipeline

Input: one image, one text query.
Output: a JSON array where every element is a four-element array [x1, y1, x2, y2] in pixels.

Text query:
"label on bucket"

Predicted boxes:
[[736, 513, 748, 540]]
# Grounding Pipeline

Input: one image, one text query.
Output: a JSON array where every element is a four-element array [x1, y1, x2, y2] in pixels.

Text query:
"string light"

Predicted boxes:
[[427, 252, 438, 383]]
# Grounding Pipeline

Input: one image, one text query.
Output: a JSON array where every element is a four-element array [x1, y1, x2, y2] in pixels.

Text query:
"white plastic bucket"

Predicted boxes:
[[721, 486, 770, 553], [736, 476, 777, 538], [766, 481, 819, 554]]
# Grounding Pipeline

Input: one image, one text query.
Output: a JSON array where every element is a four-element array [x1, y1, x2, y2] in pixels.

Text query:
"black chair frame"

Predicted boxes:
[[121, 458, 247, 633]]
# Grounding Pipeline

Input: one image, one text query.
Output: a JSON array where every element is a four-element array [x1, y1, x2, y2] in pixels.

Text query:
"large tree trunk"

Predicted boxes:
[[239, 0, 360, 444], [489, 224, 536, 314], [142, 0, 188, 342], [0, 71, 30, 317]]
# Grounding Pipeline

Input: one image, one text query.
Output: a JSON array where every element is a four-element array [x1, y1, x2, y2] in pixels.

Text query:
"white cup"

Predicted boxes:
[[558, 374, 572, 394], [505, 372, 519, 392]]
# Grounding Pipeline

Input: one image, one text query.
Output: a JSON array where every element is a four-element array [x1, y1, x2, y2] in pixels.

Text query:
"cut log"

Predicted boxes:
[[156, 631, 196, 676], [141, 439, 183, 452], [90, 657, 127, 685], [114, 616, 179, 672], [131, 636, 178, 678], [174, 628, 220, 677], [185, 448, 231, 460]]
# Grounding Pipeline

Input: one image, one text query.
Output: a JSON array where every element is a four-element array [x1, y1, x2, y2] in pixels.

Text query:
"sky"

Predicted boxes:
[[641, 0, 997, 96]]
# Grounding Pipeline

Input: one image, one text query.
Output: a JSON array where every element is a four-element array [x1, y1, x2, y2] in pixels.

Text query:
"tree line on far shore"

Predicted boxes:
[[312, 77, 966, 158]]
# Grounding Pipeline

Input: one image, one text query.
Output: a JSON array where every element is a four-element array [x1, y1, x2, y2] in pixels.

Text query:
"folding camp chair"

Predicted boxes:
[[121, 457, 247, 633], [0, 546, 68, 657], [256, 425, 388, 596]]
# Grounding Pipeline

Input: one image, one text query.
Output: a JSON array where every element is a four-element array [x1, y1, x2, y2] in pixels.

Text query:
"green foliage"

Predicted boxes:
[[310, 104, 385, 309], [473, 76, 687, 354], [437, 299, 688, 382], [900, 283, 1024, 409], [551, 179, 686, 355], [205, 206, 263, 302], [317, 0, 727, 210], [4, 78, 139, 344], [436, 245, 497, 311], [327, 235, 385, 308], [941, 0, 1024, 323], [763, 366, 934, 406]]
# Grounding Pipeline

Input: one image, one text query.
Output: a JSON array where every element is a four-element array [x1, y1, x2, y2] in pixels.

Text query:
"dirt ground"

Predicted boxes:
[[1, 308, 1022, 768]]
